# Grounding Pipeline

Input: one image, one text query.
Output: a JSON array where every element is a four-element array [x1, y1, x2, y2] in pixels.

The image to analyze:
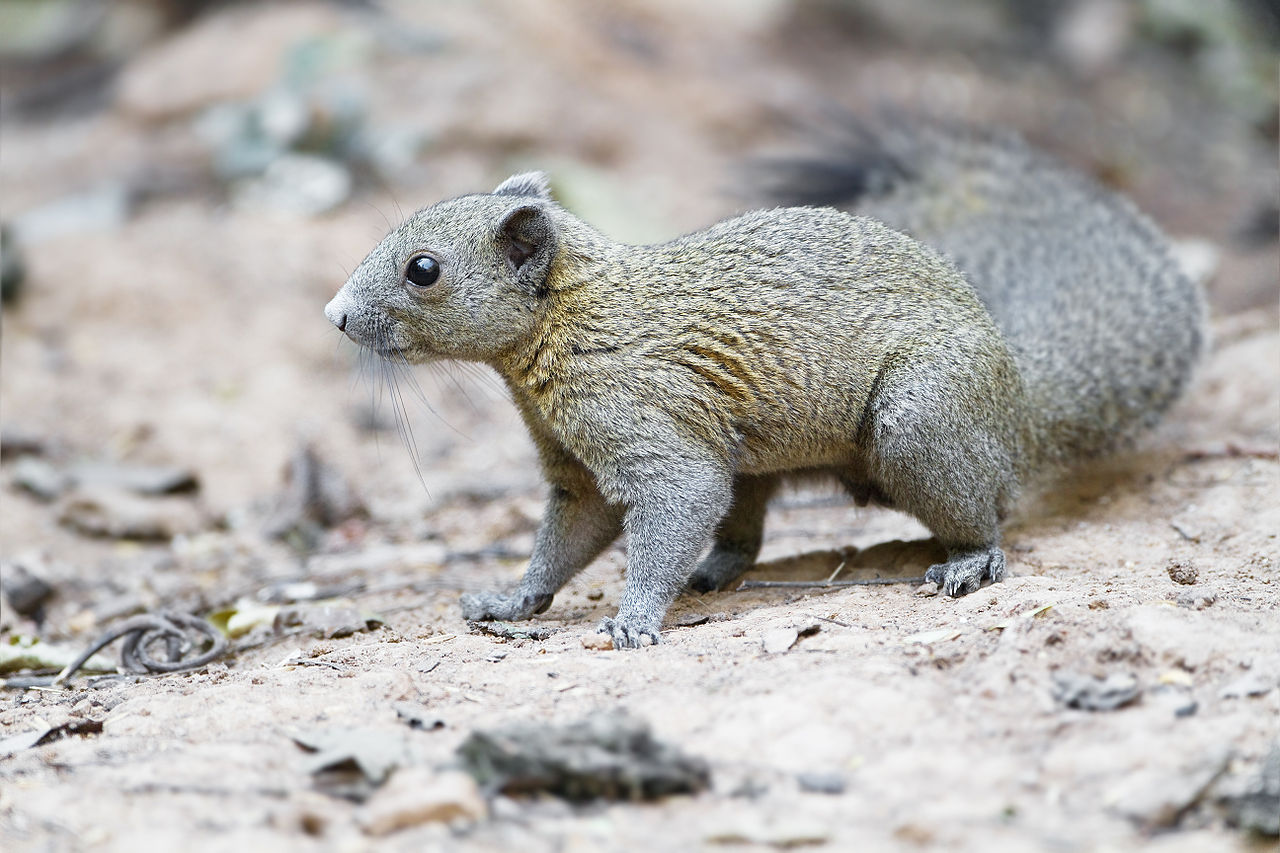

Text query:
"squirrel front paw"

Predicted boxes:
[[597, 616, 660, 649], [925, 547, 1007, 597], [459, 589, 553, 622]]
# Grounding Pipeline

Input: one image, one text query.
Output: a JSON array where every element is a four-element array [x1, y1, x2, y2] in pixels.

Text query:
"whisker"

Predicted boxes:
[[362, 200, 394, 235], [391, 349, 470, 441]]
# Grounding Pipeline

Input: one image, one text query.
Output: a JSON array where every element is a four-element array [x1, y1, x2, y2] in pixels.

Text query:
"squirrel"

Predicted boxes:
[[324, 120, 1205, 649]]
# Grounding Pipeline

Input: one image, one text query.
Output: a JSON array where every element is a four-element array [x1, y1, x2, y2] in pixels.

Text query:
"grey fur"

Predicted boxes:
[[493, 171, 553, 201], [326, 128, 1204, 648]]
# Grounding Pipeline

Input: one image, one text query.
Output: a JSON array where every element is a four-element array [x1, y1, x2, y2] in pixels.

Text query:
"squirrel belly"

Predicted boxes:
[[326, 125, 1204, 649]]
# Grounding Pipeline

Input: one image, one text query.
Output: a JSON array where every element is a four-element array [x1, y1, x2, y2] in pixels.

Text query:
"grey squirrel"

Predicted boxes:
[[324, 120, 1205, 649]]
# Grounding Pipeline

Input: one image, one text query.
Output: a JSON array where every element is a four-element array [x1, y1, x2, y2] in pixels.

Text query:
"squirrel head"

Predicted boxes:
[[325, 172, 559, 363]]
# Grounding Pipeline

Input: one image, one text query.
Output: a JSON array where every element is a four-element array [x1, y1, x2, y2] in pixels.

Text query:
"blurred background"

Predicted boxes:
[[1, 0, 1277, 635]]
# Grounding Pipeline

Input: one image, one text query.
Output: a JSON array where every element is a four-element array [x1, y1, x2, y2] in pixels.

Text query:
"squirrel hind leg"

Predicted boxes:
[[687, 473, 778, 593], [925, 547, 1007, 597]]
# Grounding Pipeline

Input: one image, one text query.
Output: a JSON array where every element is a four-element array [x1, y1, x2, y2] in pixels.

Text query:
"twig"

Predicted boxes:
[[737, 576, 926, 590], [50, 612, 227, 687], [824, 561, 846, 583], [809, 613, 854, 628], [1182, 443, 1279, 462]]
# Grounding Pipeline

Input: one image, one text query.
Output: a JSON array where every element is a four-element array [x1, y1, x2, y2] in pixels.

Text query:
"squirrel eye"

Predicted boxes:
[[405, 255, 441, 288]]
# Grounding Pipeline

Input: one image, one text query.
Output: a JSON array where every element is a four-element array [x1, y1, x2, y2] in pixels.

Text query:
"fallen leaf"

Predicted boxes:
[[762, 627, 799, 654], [358, 768, 486, 835], [209, 599, 280, 638], [0, 637, 115, 676], [294, 727, 410, 801], [904, 628, 962, 645]]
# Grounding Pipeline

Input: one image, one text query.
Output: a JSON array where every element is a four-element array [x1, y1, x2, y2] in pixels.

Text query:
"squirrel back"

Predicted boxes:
[[766, 119, 1208, 474]]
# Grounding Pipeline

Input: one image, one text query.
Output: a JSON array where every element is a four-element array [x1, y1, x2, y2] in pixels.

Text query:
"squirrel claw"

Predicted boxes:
[[926, 547, 1007, 597], [597, 617, 660, 650], [459, 590, 553, 622]]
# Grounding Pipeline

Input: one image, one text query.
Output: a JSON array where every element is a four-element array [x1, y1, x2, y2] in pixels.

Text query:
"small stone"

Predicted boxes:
[[1052, 671, 1141, 711], [392, 702, 443, 732], [1216, 743, 1280, 837], [0, 426, 47, 461], [1149, 685, 1198, 718], [10, 457, 69, 501], [0, 558, 54, 617], [914, 581, 939, 597], [68, 462, 199, 496], [1176, 589, 1217, 609], [56, 487, 206, 540], [1167, 559, 1199, 585], [1109, 750, 1231, 829], [581, 632, 614, 651], [358, 768, 486, 835], [1, 223, 24, 305], [458, 713, 709, 802], [1219, 672, 1274, 700], [796, 771, 845, 795]]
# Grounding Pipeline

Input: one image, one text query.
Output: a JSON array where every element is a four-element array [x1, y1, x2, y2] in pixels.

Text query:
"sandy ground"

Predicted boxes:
[[1, 2, 1278, 850]]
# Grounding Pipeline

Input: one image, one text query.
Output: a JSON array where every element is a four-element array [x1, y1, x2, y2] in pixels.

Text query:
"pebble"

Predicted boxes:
[[457, 713, 710, 802], [0, 560, 54, 614], [1219, 672, 1275, 700], [1216, 743, 1280, 837], [1176, 589, 1217, 610], [796, 771, 846, 795], [56, 487, 206, 540], [1109, 749, 1231, 829], [11, 457, 69, 501], [1052, 671, 1141, 711], [914, 581, 939, 597], [68, 462, 199, 496], [1, 223, 23, 304], [1167, 559, 1199, 585], [581, 632, 614, 651]]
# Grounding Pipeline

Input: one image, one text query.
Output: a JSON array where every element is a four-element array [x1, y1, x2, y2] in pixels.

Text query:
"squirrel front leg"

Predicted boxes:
[[599, 455, 733, 648], [460, 464, 623, 622]]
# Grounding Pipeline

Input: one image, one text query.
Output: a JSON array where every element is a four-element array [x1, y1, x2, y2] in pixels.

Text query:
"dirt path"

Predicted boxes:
[[2, 2, 1277, 850]]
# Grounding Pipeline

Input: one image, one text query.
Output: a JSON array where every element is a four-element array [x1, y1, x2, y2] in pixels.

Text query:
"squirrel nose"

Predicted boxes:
[[324, 298, 348, 331]]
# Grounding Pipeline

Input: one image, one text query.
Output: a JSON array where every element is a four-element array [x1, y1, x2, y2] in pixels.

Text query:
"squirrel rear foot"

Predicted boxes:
[[925, 547, 1007, 597], [459, 590, 553, 622], [687, 547, 756, 593]]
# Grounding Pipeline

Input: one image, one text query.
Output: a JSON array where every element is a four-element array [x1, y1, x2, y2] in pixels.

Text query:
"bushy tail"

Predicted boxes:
[[765, 117, 1207, 474]]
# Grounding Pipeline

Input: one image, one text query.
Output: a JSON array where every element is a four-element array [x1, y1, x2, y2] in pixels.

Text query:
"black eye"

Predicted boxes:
[[405, 255, 440, 288]]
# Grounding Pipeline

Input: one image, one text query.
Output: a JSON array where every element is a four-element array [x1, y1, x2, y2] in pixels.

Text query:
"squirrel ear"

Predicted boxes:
[[498, 204, 557, 295], [492, 171, 552, 201]]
